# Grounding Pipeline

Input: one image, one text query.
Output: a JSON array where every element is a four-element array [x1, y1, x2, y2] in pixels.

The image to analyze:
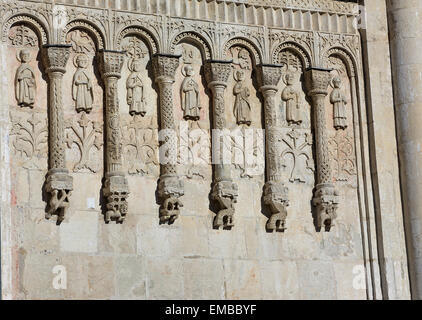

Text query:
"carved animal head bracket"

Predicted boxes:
[[103, 174, 129, 224], [313, 184, 339, 232], [263, 181, 289, 232], [158, 176, 184, 225], [45, 169, 73, 225], [211, 180, 238, 230]]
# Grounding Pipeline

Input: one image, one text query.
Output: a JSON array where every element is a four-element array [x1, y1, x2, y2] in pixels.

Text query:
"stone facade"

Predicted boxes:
[[0, 0, 414, 300]]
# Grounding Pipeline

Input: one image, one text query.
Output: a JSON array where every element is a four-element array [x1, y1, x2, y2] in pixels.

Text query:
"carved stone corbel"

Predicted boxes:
[[99, 50, 129, 224], [257, 64, 289, 232], [42, 44, 73, 225], [305, 68, 339, 231], [152, 54, 184, 225], [205, 60, 238, 230]]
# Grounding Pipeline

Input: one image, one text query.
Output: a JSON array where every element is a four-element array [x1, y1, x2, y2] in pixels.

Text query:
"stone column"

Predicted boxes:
[[99, 50, 129, 224], [152, 54, 184, 225], [257, 64, 289, 232], [42, 44, 73, 225], [387, 0, 422, 299], [205, 60, 238, 230], [305, 68, 339, 232]]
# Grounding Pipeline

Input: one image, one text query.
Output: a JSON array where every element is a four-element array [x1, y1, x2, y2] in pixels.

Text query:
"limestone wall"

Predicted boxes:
[[0, 0, 409, 300]]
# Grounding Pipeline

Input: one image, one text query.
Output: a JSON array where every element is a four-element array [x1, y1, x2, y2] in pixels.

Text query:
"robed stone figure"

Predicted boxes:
[[233, 70, 251, 126], [181, 65, 200, 121], [282, 73, 302, 125], [127, 59, 146, 116], [330, 76, 348, 130], [15, 49, 36, 108], [72, 54, 94, 113]]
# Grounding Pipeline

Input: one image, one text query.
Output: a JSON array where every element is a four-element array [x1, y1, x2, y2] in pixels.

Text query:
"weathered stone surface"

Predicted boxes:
[[0, 0, 412, 300]]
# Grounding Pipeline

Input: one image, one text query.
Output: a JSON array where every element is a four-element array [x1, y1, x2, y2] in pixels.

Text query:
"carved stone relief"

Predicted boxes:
[[181, 65, 201, 121], [227, 46, 258, 129], [330, 76, 348, 130], [280, 129, 314, 183], [122, 115, 159, 176], [233, 70, 252, 126], [10, 111, 48, 170], [179, 120, 211, 180], [8, 24, 37, 48], [65, 112, 103, 173], [120, 35, 155, 120], [14, 49, 36, 108], [66, 30, 98, 115], [328, 130, 357, 183]]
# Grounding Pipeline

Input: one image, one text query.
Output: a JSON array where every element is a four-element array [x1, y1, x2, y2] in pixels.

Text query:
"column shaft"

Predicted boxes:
[[99, 50, 129, 224], [42, 45, 73, 225], [152, 54, 184, 225]]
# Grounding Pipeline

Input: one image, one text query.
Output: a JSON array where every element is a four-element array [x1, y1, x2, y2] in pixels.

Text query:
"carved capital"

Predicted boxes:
[[211, 180, 238, 230], [313, 183, 339, 232], [152, 54, 181, 83], [204, 60, 232, 88], [305, 67, 332, 96], [263, 181, 289, 232], [42, 44, 71, 74], [257, 64, 283, 91], [99, 50, 125, 79], [158, 176, 184, 225]]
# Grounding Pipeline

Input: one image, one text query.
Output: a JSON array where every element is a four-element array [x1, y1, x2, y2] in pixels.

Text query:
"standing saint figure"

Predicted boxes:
[[181, 65, 200, 121], [282, 73, 302, 125], [72, 54, 94, 113], [15, 49, 36, 108], [330, 76, 348, 130], [127, 59, 146, 116], [233, 70, 251, 126]]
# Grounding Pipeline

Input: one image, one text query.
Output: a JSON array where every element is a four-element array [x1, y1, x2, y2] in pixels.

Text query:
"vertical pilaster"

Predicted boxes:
[[387, 0, 422, 299], [257, 64, 289, 232], [42, 44, 73, 225], [305, 67, 339, 231], [205, 60, 238, 230], [99, 49, 129, 224], [152, 54, 184, 225]]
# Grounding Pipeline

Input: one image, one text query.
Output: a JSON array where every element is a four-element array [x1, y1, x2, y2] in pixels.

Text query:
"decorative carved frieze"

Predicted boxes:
[[153, 54, 184, 224], [305, 67, 339, 231], [42, 44, 73, 225], [99, 50, 129, 224]]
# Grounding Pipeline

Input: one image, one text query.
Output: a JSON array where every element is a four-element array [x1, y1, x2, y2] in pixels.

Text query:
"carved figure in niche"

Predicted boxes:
[[181, 65, 200, 121], [330, 76, 348, 130], [233, 70, 251, 126], [72, 54, 94, 113], [15, 49, 36, 108], [282, 73, 302, 125], [127, 59, 146, 116]]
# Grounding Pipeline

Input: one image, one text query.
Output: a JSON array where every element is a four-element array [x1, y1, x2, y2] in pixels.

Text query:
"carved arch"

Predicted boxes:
[[223, 37, 262, 66], [1, 14, 48, 45], [62, 20, 105, 50], [169, 31, 212, 61], [116, 26, 159, 55], [324, 47, 357, 77], [272, 42, 311, 69]]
